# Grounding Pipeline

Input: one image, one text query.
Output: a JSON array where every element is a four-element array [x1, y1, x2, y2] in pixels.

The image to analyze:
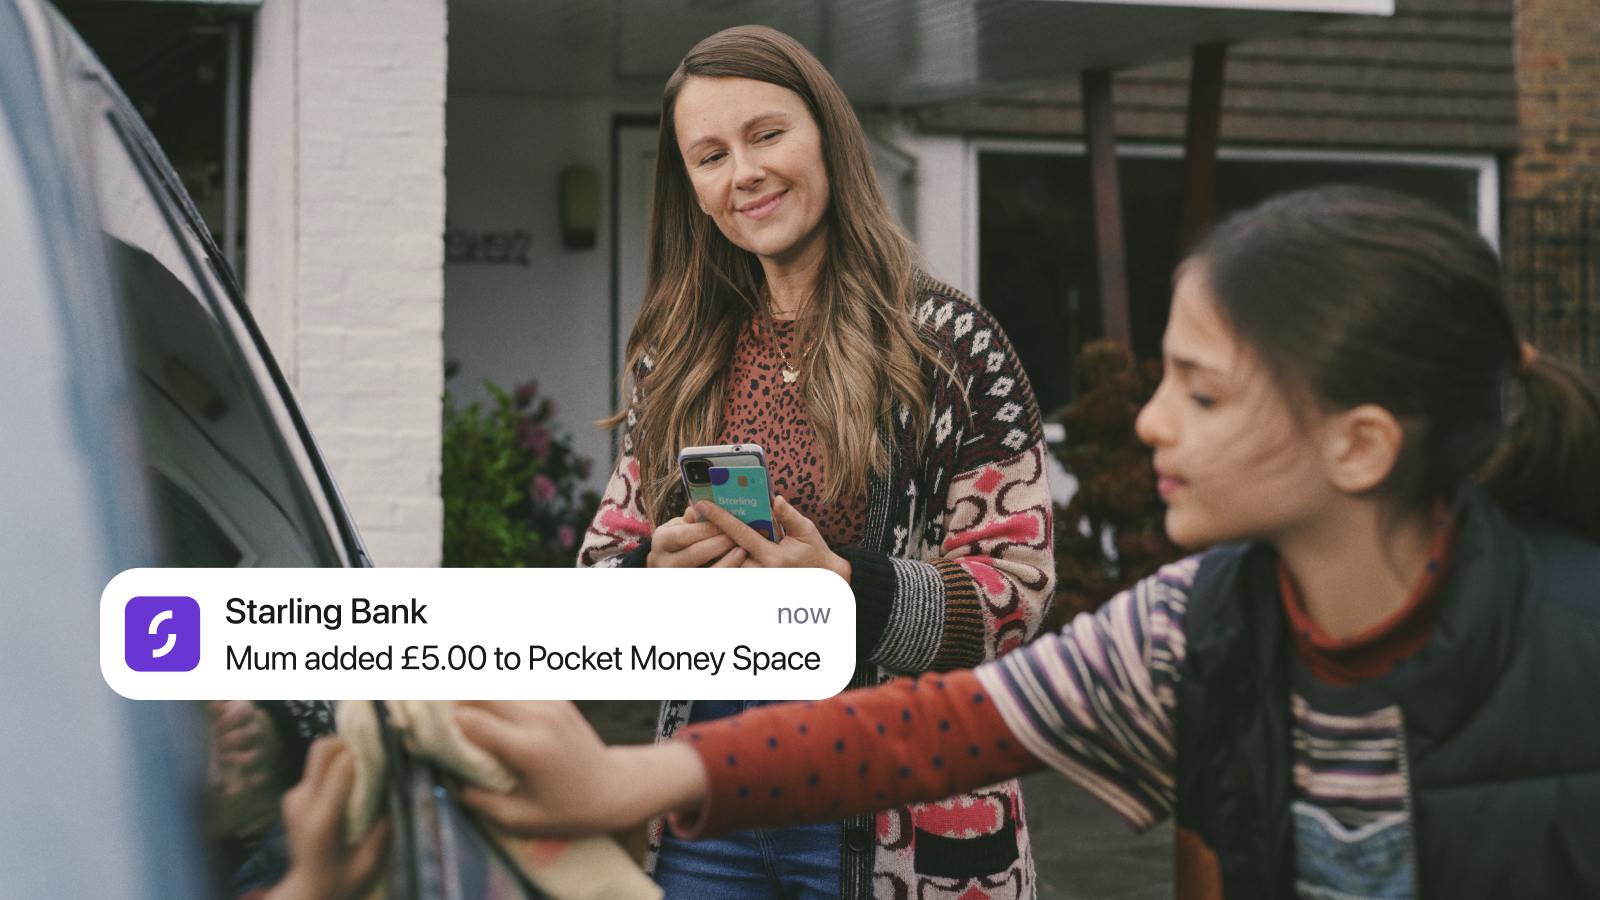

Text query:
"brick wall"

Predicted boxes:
[[1511, 0, 1600, 199], [248, 0, 447, 565]]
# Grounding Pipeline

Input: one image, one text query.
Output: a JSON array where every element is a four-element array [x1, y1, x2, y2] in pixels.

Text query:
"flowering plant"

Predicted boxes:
[[442, 379, 599, 567], [1046, 340, 1181, 631]]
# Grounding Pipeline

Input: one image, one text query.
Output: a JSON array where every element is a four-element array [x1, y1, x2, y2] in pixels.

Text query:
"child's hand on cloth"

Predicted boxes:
[[268, 737, 389, 900], [454, 700, 707, 836], [694, 497, 851, 582]]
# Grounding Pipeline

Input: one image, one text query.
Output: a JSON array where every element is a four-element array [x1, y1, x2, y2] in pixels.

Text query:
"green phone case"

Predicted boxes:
[[708, 465, 778, 541]]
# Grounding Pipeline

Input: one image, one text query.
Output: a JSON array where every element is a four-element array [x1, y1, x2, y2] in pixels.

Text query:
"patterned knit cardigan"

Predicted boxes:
[[577, 276, 1056, 899]]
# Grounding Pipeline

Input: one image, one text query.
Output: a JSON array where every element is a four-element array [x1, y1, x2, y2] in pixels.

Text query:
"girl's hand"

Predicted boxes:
[[647, 503, 745, 568], [268, 737, 389, 900], [694, 497, 851, 583], [207, 699, 285, 837], [454, 701, 707, 835]]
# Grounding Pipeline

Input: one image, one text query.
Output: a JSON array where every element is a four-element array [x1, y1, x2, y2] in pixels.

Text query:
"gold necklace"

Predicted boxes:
[[760, 289, 807, 384], [777, 327, 801, 384], [757, 317, 803, 384]]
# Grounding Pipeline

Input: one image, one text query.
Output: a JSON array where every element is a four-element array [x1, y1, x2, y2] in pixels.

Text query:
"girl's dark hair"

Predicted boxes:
[[1191, 185, 1600, 543]]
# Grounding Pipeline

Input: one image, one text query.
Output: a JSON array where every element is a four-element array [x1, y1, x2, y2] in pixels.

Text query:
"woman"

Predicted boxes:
[[472, 187, 1600, 899], [574, 24, 1055, 900]]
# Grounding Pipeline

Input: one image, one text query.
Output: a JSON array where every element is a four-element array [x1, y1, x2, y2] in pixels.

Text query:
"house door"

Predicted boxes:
[[613, 121, 657, 460]]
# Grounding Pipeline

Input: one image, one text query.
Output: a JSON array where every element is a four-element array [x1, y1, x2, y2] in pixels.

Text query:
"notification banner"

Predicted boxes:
[[101, 568, 855, 700]]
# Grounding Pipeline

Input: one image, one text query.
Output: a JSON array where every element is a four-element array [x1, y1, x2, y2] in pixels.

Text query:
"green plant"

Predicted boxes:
[[1047, 340, 1181, 631], [442, 379, 600, 567]]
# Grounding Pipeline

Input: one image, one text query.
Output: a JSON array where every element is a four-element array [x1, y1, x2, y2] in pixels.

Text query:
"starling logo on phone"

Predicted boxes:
[[709, 466, 778, 541]]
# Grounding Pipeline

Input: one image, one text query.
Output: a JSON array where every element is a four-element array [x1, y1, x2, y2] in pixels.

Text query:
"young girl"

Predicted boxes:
[[574, 24, 1055, 900], [465, 187, 1600, 900]]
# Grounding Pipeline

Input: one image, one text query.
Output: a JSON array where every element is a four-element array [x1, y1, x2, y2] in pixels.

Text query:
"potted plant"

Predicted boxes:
[[442, 377, 600, 567]]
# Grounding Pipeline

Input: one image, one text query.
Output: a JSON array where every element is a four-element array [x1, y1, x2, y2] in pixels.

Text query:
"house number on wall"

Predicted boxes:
[[445, 224, 533, 266]]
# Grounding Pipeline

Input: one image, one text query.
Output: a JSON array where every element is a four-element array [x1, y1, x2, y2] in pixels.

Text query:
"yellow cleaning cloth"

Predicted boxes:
[[334, 700, 659, 900]]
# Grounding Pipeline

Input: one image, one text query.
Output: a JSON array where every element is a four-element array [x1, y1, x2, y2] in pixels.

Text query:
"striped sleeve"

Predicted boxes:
[[974, 556, 1200, 830], [836, 551, 991, 673]]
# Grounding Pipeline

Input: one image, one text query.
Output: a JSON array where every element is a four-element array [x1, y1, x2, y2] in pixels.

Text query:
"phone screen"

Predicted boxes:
[[708, 466, 778, 541]]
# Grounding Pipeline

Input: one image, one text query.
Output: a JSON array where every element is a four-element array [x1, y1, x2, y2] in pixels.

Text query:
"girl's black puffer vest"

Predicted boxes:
[[1172, 491, 1600, 899]]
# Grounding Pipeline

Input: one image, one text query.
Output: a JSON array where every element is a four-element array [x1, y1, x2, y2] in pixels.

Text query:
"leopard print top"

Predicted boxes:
[[717, 316, 866, 547]]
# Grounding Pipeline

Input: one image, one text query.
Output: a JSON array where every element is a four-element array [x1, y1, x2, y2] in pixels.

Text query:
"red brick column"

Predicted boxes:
[[1512, 0, 1600, 200]]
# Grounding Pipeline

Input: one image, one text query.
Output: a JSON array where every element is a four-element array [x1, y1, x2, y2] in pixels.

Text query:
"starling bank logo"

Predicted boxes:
[[125, 596, 200, 672]]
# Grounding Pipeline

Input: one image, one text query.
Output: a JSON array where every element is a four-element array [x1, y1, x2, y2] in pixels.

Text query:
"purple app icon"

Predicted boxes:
[[125, 596, 200, 672]]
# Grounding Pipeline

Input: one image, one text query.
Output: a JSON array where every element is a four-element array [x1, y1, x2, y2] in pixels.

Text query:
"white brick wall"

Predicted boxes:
[[248, 0, 447, 566]]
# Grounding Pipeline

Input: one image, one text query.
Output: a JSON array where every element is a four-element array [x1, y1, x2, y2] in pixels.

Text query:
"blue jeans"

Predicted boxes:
[[653, 700, 842, 899], [1292, 801, 1415, 899]]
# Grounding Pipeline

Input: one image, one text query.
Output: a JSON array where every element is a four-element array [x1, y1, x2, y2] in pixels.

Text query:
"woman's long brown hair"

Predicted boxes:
[[610, 25, 949, 524]]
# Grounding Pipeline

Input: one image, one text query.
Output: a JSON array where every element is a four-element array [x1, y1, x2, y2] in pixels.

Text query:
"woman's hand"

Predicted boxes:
[[694, 497, 851, 582], [454, 701, 708, 835], [647, 503, 748, 568], [268, 737, 389, 900]]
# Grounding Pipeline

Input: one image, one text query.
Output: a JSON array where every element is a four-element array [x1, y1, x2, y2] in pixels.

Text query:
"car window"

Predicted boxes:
[[63, 74, 343, 568], [17, 9, 391, 896]]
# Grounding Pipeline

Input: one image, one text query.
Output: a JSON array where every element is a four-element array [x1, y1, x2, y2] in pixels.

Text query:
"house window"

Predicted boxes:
[[977, 146, 1492, 414], [58, 1, 253, 270]]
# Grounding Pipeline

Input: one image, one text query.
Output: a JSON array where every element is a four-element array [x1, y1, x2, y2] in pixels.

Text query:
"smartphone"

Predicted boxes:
[[677, 443, 782, 541], [708, 466, 779, 541]]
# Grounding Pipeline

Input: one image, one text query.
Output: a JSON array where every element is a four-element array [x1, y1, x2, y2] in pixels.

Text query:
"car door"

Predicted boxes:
[[4, 2, 549, 897], [2, 1, 219, 897], [2, 0, 368, 895]]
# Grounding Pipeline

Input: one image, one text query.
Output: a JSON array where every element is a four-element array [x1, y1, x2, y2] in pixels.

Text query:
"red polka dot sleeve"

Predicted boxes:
[[667, 670, 1044, 839]]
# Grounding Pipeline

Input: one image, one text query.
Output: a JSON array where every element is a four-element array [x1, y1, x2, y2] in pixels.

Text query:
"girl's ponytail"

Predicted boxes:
[[1195, 187, 1600, 544], [1481, 353, 1600, 544]]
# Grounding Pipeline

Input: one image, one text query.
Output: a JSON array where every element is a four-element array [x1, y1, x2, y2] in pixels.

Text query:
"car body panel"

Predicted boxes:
[[0, 0, 366, 895]]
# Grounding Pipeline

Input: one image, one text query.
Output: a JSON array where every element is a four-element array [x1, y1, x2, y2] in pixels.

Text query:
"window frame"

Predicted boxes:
[[965, 136, 1501, 294], [86, 62, 370, 568]]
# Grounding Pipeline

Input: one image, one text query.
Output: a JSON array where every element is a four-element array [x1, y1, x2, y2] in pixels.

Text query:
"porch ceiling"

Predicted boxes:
[[449, 0, 1390, 105]]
